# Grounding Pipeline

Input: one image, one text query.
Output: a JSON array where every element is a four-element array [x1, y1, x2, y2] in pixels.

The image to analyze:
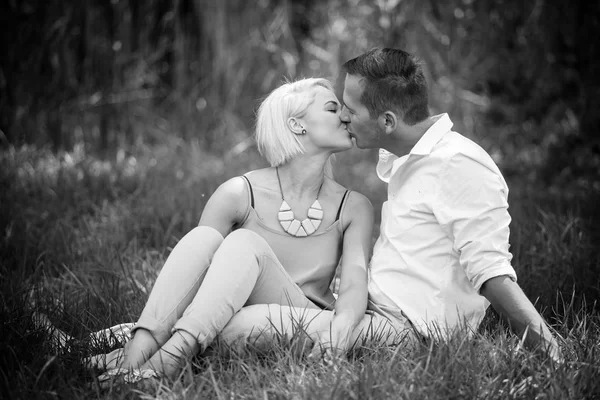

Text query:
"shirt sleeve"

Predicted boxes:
[[432, 152, 517, 293]]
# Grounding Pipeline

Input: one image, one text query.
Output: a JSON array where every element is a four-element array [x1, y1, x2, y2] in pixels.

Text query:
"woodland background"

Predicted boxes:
[[1, 0, 599, 186], [1, 1, 600, 398]]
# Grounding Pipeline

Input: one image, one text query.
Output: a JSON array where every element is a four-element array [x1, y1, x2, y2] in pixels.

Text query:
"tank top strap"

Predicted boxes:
[[335, 190, 351, 225], [236, 175, 254, 228], [240, 175, 255, 208]]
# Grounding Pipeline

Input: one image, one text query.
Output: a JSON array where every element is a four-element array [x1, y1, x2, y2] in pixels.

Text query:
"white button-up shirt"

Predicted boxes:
[[368, 113, 517, 336]]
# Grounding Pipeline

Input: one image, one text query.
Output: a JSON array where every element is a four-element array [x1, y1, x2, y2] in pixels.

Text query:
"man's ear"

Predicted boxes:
[[287, 117, 305, 135], [377, 111, 399, 134]]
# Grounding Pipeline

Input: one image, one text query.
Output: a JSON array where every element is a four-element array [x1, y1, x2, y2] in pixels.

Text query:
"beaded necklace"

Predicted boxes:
[[275, 167, 324, 237]]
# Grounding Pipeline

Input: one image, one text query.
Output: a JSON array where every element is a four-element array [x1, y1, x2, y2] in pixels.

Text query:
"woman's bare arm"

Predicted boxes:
[[315, 191, 373, 354], [198, 177, 250, 238]]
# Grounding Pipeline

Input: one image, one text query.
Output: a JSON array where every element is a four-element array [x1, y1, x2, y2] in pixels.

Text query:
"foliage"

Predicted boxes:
[[1, 145, 599, 399], [2, 0, 600, 398], [1, 0, 599, 189]]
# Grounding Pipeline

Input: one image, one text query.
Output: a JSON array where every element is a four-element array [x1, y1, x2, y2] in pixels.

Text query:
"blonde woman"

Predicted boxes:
[[92, 78, 399, 384]]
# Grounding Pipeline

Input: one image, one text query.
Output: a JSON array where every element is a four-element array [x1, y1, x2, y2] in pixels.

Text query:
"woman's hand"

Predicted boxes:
[[308, 191, 374, 364], [308, 313, 355, 364]]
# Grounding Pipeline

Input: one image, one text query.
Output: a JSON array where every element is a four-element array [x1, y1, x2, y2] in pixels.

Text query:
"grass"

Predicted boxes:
[[1, 142, 599, 399]]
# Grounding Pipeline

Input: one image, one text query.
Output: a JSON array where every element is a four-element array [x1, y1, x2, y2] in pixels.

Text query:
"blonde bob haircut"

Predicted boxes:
[[256, 77, 334, 167]]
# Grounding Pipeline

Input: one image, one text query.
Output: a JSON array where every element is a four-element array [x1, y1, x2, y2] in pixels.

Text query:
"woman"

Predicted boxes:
[[93, 77, 376, 384]]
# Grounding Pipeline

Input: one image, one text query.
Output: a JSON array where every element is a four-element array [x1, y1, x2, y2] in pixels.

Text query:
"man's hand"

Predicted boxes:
[[481, 275, 564, 364]]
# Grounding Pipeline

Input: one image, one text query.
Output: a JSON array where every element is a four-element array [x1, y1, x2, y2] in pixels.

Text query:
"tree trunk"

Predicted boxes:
[[130, 0, 140, 54], [99, 0, 116, 157], [173, 0, 186, 98], [576, 2, 600, 138]]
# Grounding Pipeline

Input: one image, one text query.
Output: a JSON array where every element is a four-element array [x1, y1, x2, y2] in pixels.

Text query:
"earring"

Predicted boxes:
[[301, 129, 307, 135]]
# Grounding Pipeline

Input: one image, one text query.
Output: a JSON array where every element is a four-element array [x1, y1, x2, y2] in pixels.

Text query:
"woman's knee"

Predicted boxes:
[[220, 229, 270, 253], [185, 226, 224, 248], [170, 226, 224, 259], [225, 229, 265, 244]]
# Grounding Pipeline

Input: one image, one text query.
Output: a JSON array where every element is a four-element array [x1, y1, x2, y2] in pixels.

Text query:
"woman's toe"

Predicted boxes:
[[97, 367, 129, 382], [85, 348, 125, 370]]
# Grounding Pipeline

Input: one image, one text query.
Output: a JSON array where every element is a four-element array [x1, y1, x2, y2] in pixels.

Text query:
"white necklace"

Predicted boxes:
[[276, 167, 324, 237]]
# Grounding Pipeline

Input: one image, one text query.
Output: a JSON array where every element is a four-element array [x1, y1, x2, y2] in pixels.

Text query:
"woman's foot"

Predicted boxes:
[[139, 330, 200, 379], [31, 311, 74, 351], [96, 367, 163, 390], [85, 348, 124, 370], [118, 328, 162, 370]]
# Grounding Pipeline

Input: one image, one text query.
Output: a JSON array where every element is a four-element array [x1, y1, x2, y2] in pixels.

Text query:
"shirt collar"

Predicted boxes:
[[409, 113, 453, 155], [376, 114, 453, 182]]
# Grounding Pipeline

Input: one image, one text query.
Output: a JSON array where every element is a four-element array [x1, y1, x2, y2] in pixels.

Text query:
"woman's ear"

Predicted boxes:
[[377, 111, 399, 134], [287, 117, 305, 135]]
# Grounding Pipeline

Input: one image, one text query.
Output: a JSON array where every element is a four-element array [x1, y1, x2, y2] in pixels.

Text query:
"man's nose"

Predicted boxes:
[[340, 106, 350, 122]]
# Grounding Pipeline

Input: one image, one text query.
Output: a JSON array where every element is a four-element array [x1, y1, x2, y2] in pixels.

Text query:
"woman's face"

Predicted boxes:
[[297, 86, 353, 153]]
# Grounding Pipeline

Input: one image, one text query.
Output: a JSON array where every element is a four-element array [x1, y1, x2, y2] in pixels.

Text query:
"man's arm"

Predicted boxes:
[[434, 152, 562, 361], [480, 275, 563, 363]]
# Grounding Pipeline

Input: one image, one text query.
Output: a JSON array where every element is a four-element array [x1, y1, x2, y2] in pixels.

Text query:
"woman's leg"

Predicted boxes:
[[219, 304, 414, 352], [140, 228, 319, 376], [119, 226, 224, 369]]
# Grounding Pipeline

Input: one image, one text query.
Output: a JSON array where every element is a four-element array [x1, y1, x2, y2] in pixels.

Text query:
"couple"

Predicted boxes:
[[92, 47, 562, 384]]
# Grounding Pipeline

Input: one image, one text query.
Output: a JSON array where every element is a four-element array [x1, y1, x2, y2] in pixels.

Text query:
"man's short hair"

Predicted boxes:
[[255, 78, 333, 167], [342, 47, 429, 125]]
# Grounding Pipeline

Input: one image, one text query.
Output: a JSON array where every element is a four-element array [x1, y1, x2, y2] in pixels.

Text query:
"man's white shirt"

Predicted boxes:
[[369, 113, 517, 336]]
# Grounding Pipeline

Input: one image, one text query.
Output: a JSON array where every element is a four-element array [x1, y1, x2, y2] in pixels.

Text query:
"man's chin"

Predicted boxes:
[[352, 138, 368, 149]]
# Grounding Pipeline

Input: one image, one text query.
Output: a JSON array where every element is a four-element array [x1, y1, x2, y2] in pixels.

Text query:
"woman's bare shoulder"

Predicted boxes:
[[214, 175, 246, 198], [345, 190, 373, 212], [324, 176, 350, 196], [325, 178, 371, 203], [217, 168, 271, 192], [329, 181, 373, 221], [242, 167, 276, 182]]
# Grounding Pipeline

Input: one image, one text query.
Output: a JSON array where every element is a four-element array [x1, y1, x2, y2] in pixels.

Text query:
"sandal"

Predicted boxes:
[[96, 367, 162, 388], [123, 369, 162, 384], [97, 367, 129, 383]]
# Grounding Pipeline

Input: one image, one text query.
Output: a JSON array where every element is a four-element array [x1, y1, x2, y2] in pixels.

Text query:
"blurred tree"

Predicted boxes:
[[0, 0, 598, 189]]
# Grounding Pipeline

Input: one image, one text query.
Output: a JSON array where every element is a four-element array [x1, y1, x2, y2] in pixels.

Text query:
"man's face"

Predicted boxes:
[[340, 74, 382, 149]]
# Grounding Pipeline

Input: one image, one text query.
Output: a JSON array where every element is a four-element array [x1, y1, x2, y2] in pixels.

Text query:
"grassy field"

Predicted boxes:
[[1, 141, 599, 399]]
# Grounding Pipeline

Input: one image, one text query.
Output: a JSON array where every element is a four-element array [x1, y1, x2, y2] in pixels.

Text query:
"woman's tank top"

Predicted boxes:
[[236, 176, 350, 310]]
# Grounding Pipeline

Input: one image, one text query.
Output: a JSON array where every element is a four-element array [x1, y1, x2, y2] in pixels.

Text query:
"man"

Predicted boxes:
[[338, 47, 562, 360]]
